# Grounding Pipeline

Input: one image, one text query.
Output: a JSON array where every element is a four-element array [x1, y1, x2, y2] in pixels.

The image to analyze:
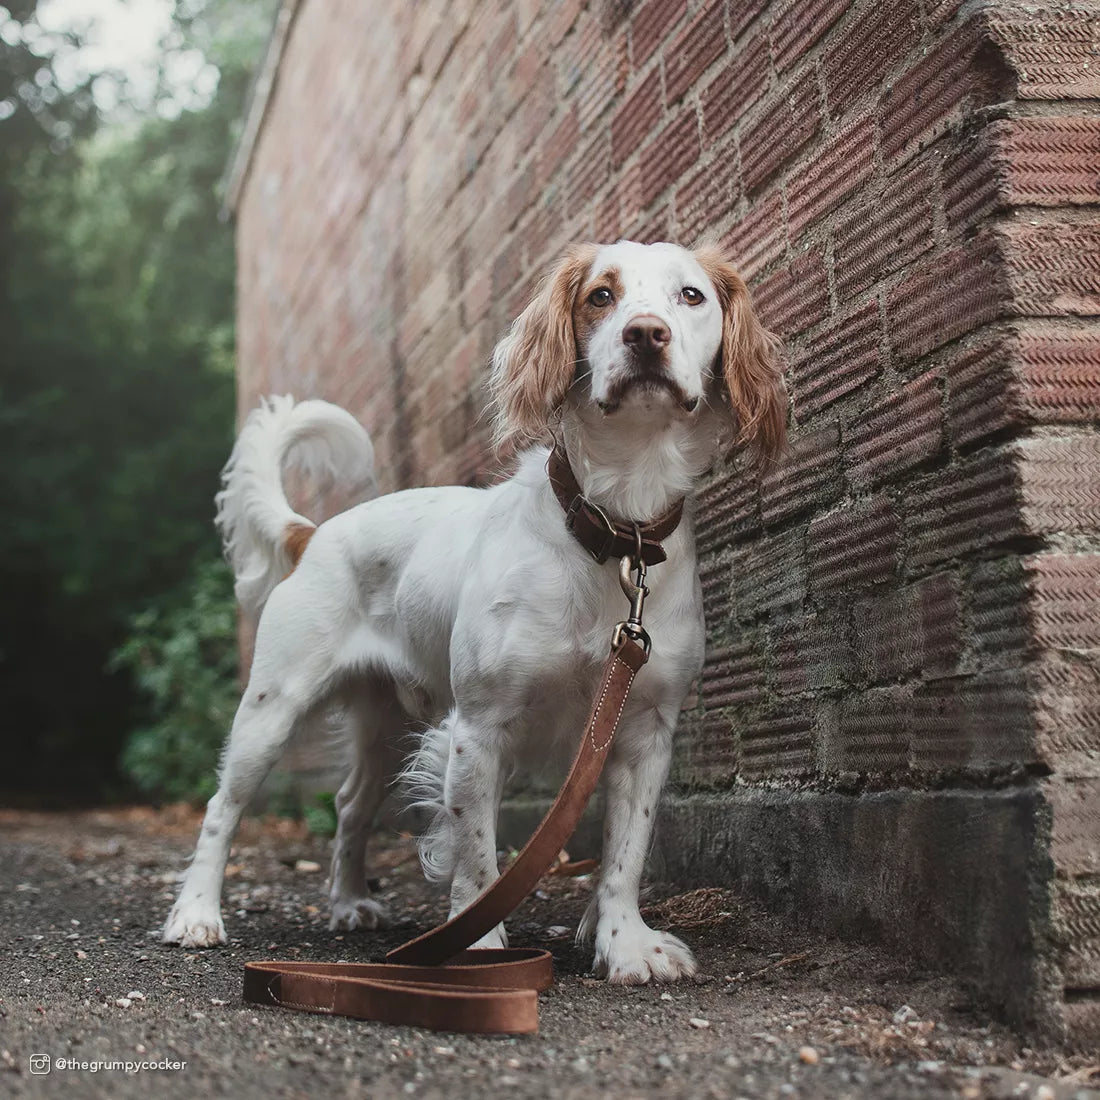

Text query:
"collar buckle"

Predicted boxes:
[[565, 495, 618, 563]]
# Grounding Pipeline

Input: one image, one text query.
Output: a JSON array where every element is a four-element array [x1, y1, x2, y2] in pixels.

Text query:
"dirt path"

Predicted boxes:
[[1, 808, 1096, 1100]]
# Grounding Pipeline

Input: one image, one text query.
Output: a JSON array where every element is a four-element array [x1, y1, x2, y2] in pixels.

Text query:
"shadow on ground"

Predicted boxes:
[[1, 808, 1097, 1100]]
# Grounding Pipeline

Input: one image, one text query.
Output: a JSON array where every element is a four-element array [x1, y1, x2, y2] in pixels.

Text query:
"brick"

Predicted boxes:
[[905, 448, 1021, 571], [991, 8, 1100, 101], [1033, 656, 1100, 767], [1048, 777, 1100, 877], [770, 617, 812, 696], [664, 0, 727, 104], [770, 610, 850, 695], [701, 637, 766, 709], [728, 0, 769, 42], [629, 203, 671, 244], [886, 239, 1008, 365], [538, 106, 579, 179], [911, 673, 1036, 771], [565, 16, 629, 133], [1029, 553, 1100, 653], [546, 0, 584, 46], [770, 0, 847, 73], [754, 247, 829, 337], [524, 191, 564, 270], [945, 117, 1100, 231], [740, 71, 821, 192], [791, 302, 882, 418], [1003, 222, 1100, 318], [787, 115, 875, 238], [1004, 116, 1100, 206], [810, 496, 899, 592], [611, 69, 662, 167], [969, 558, 1032, 672], [1019, 434, 1100, 536], [880, 18, 1009, 162], [732, 528, 807, 617], [675, 709, 739, 785], [831, 686, 910, 773], [943, 326, 1100, 451], [846, 370, 943, 489], [696, 461, 762, 552], [740, 705, 816, 779], [853, 573, 960, 684], [631, 0, 689, 67], [637, 108, 701, 207], [1056, 880, 1100, 988], [676, 149, 738, 245], [720, 190, 784, 278], [833, 161, 935, 299], [700, 33, 770, 141], [823, 0, 921, 119], [699, 553, 734, 635], [566, 130, 612, 212], [1018, 327, 1100, 424], [945, 335, 1020, 450], [760, 421, 841, 524]]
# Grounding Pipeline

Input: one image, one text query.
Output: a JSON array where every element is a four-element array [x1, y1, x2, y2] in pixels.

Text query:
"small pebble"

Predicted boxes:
[[294, 860, 321, 874], [798, 1046, 819, 1065], [115, 997, 132, 1008], [1035, 1088, 1055, 1100], [689, 1017, 710, 1029], [656, 1054, 674, 1070], [660, 991, 674, 1002], [126, 990, 145, 1001]]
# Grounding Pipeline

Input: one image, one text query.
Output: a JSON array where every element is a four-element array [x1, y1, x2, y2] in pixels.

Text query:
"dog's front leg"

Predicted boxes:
[[579, 706, 696, 983], [444, 717, 508, 949]]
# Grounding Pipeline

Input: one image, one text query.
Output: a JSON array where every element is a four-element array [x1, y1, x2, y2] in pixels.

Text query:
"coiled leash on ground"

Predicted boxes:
[[242, 548, 653, 1035]]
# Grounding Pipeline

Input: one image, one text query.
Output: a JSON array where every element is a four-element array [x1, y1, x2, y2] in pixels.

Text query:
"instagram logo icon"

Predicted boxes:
[[29, 1054, 51, 1074]]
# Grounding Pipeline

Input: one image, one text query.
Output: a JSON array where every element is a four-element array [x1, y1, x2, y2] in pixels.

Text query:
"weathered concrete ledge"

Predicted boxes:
[[653, 787, 1051, 1033], [500, 784, 1083, 1041]]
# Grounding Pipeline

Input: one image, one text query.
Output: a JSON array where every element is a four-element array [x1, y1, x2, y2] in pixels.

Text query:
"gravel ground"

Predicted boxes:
[[2, 807, 1098, 1100]]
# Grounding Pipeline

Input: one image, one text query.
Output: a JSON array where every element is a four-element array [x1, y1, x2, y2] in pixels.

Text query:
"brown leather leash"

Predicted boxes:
[[243, 448, 673, 1034]]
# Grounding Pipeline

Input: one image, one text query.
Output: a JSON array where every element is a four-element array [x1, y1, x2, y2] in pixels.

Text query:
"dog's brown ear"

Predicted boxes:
[[490, 243, 598, 452], [695, 247, 788, 463]]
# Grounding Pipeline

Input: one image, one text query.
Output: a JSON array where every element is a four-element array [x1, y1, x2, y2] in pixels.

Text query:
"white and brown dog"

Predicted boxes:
[[163, 240, 786, 984]]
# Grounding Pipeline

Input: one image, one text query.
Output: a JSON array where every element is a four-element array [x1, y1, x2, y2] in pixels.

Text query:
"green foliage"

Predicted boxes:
[[110, 556, 237, 803], [304, 792, 339, 838], [0, 0, 275, 801]]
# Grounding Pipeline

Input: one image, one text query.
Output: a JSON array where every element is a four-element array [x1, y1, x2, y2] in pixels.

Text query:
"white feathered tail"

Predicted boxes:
[[215, 395, 377, 614]]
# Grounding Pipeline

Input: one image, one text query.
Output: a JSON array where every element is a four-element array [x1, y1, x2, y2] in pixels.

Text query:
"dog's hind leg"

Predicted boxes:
[[162, 580, 343, 948], [327, 679, 405, 932]]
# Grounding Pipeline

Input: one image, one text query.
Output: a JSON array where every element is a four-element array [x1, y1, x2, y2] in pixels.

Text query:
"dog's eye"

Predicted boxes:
[[588, 287, 614, 307], [681, 286, 705, 306]]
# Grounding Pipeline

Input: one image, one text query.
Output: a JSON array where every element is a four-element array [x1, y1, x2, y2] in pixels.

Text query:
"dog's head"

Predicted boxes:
[[490, 239, 787, 461]]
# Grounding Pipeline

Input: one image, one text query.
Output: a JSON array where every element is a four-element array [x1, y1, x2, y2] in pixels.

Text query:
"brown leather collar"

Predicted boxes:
[[548, 443, 684, 566]]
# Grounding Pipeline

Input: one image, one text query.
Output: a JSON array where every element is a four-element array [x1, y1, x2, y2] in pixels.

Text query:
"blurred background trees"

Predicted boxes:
[[0, 0, 275, 803]]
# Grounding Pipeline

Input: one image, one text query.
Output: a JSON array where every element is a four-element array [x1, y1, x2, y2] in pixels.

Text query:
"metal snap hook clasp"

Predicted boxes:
[[612, 524, 651, 656]]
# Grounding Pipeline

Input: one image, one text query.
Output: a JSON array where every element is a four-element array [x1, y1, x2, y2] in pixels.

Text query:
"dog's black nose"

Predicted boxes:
[[622, 315, 671, 353]]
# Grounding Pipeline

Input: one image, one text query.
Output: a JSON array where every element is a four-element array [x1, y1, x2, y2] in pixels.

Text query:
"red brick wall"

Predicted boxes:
[[234, 0, 1100, 1041]]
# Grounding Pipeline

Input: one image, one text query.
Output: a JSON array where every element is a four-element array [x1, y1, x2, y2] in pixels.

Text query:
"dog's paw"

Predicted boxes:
[[328, 896, 389, 932], [593, 923, 696, 984], [162, 905, 226, 948], [469, 923, 508, 951]]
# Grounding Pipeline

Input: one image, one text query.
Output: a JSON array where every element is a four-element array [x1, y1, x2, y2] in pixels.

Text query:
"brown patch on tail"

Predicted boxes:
[[284, 522, 317, 568]]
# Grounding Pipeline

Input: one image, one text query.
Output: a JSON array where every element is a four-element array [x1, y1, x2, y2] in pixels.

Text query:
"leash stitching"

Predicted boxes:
[[589, 655, 635, 753], [268, 974, 336, 1014]]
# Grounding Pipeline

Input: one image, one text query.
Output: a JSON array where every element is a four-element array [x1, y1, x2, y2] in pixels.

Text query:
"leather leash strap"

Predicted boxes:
[[548, 443, 684, 565], [243, 634, 648, 1035]]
